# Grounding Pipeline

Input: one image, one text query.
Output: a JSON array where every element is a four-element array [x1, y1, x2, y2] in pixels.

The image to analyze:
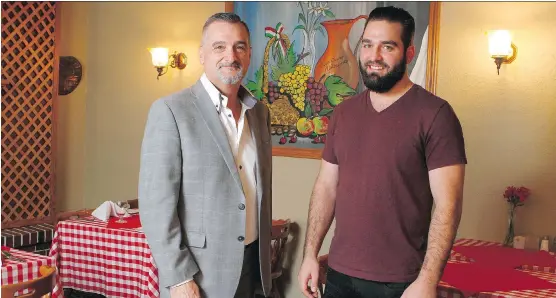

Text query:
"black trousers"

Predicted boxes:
[[234, 240, 261, 298], [323, 267, 412, 298]]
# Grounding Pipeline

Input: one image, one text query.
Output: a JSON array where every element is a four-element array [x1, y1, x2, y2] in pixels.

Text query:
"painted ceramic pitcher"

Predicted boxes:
[[314, 15, 367, 90]]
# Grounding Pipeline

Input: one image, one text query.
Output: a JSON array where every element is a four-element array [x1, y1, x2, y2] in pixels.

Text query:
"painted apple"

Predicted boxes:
[[296, 117, 314, 137], [313, 116, 329, 135]]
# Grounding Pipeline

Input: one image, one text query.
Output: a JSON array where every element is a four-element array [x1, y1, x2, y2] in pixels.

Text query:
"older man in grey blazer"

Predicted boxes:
[[138, 13, 272, 298]]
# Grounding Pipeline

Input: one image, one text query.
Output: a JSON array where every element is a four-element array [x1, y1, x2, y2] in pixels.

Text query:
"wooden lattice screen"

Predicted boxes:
[[1, 1, 59, 228]]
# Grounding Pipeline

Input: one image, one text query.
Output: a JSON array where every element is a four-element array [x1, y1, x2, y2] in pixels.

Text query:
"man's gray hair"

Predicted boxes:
[[202, 12, 251, 41]]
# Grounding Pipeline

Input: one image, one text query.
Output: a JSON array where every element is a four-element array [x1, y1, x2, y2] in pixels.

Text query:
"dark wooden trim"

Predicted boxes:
[[225, 1, 234, 12], [272, 147, 323, 160]]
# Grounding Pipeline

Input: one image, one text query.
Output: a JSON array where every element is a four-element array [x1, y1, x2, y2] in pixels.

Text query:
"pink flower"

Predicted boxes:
[[515, 187, 530, 202], [503, 186, 517, 200], [503, 185, 530, 206]]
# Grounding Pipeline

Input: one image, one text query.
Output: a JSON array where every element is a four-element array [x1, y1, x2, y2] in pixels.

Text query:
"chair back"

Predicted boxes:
[[56, 208, 93, 222], [126, 198, 139, 209], [270, 219, 291, 275], [1, 268, 55, 298]]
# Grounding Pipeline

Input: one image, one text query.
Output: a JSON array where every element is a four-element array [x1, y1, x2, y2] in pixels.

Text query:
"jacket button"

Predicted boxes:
[[238, 203, 245, 210], [238, 236, 245, 242]]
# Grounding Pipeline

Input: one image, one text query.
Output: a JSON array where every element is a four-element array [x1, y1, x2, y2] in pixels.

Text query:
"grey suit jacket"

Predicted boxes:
[[138, 80, 272, 298]]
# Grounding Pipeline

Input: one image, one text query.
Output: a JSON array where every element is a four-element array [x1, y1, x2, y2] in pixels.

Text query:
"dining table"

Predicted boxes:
[[49, 214, 158, 298], [50, 214, 290, 298], [1, 245, 61, 297], [438, 238, 556, 297]]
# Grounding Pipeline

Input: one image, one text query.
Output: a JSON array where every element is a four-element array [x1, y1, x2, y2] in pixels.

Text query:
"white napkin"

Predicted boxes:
[[91, 201, 130, 221]]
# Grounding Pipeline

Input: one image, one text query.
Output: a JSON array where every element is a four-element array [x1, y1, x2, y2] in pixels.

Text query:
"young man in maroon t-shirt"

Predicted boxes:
[[298, 6, 467, 298]]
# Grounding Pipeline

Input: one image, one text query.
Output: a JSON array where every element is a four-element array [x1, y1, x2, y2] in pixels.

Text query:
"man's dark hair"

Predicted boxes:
[[364, 6, 415, 51], [202, 12, 250, 41]]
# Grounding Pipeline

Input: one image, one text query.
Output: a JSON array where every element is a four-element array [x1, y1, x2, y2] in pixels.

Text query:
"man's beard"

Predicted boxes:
[[359, 55, 406, 93], [217, 61, 244, 84]]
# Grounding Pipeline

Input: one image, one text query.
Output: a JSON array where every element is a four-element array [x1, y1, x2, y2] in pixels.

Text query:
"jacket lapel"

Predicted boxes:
[[191, 81, 242, 189]]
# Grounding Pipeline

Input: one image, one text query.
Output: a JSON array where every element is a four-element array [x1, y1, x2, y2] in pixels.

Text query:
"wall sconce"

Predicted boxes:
[[488, 30, 517, 75], [149, 47, 187, 80]]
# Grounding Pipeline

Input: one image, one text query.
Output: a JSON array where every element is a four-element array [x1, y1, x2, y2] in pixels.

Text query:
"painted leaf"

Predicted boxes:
[[324, 75, 357, 106], [298, 13, 307, 25], [293, 24, 306, 34], [270, 66, 281, 82], [324, 10, 335, 18], [246, 66, 264, 100], [319, 108, 334, 116], [304, 103, 313, 118], [245, 81, 258, 96], [286, 41, 297, 66], [255, 65, 263, 86], [271, 41, 297, 81]]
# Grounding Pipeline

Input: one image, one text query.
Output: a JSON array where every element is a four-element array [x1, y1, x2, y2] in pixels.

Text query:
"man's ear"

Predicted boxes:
[[406, 45, 415, 64], [199, 47, 204, 65]]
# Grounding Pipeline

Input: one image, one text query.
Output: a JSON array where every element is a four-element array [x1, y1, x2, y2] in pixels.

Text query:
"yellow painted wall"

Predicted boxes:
[[56, 2, 89, 211], [57, 1, 225, 210], [436, 2, 556, 242], [55, 2, 555, 297]]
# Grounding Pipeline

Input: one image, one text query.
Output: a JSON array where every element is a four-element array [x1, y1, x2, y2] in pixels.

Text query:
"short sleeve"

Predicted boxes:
[[425, 102, 467, 171], [322, 109, 340, 164]]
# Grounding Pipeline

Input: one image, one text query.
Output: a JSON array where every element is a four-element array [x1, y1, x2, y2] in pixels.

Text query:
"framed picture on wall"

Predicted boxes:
[[227, 1, 440, 159]]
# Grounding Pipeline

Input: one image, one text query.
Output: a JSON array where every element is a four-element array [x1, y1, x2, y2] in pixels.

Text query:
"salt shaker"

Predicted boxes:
[[540, 236, 550, 252]]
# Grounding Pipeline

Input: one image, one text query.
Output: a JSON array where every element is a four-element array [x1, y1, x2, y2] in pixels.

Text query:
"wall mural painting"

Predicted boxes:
[[230, 1, 440, 159]]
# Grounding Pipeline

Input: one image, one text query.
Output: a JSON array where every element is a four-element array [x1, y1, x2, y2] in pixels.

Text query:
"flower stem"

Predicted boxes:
[[503, 204, 516, 246]]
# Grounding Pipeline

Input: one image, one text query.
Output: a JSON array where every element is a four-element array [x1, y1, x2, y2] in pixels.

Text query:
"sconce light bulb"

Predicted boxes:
[[488, 30, 512, 57], [149, 47, 169, 67]]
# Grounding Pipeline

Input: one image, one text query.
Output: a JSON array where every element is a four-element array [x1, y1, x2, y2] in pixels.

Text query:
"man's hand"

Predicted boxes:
[[170, 281, 201, 298], [401, 277, 437, 298], [298, 256, 320, 298]]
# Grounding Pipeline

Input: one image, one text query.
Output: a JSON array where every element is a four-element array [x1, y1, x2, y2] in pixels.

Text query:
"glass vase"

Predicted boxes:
[[300, 29, 316, 74], [503, 204, 516, 246]]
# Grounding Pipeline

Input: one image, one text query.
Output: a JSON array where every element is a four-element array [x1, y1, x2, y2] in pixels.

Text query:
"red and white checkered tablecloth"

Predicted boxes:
[[1, 246, 60, 297], [49, 217, 159, 298], [438, 238, 556, 297]]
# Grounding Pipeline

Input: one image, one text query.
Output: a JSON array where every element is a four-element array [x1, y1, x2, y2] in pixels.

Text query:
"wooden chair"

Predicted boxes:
[[317, 254, 329, 297], [56, 209, 93, 222], [1, 268, 56, 298], [255, 219, 291, 298], [126, 198, 139, 209]]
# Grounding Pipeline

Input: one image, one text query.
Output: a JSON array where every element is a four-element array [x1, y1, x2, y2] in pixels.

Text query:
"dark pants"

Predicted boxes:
[[234, 240, 261, 298], [323, 267, 412, 298]]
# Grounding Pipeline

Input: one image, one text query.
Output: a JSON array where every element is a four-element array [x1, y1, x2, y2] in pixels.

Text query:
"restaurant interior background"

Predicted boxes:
[[1, 1, 555, 298]]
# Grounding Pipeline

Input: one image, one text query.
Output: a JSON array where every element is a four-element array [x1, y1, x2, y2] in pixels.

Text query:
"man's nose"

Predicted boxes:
[[368, 47, 383, 62], [223, 47, 238, 61]]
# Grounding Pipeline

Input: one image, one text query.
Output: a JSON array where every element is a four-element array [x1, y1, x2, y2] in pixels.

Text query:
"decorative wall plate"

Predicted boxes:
[[58, 56, 82, 95]]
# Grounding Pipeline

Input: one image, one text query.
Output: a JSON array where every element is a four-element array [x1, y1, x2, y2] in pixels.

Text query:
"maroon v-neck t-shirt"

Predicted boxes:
[[323, 84, 467, 282]]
